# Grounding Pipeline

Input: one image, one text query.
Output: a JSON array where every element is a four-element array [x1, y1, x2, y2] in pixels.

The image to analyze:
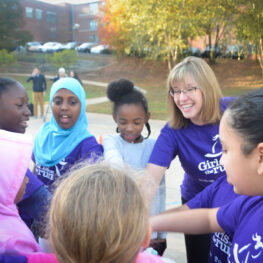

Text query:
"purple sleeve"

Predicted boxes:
[[220, 97, 236, 112], [81, 136, 103, 161], [217, 196, 246, 237], [0, 254, 27, 263], [186, 180, 215, 209], [148, 123, 178, 167], [23, 169, 43, 200]]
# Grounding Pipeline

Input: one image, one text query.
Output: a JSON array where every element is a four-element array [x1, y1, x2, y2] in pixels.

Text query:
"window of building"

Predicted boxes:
[[50, 27, 56, 38], [25, 7, 33, 18], [89, 20, 98, 30], [89, 35, 98, 42], [46, 11, 56, 23], [89, 3, 98, 14], [35, 9, 43, 20]]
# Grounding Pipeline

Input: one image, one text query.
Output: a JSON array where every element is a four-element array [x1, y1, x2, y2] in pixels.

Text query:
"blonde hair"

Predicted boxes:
[[167, 56, 223, 129], [49, 161, 149, 263]]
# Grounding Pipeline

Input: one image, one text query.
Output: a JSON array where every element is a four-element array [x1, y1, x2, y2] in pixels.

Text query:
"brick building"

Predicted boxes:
[[20, 0, 103, 43], [71, 1, 104, 43]]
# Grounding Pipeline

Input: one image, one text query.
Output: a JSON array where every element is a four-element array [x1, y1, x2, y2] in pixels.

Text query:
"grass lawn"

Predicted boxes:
[[1, 55, 263, 121], [86, 83, 255, 120], [0, 74, 106, 104]]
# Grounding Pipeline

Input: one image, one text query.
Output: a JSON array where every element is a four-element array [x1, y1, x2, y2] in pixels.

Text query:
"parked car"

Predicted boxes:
[[76, 42, 96, 53], [201, 45, 221, 58], [182, 47, 201, 57], [26, 42, 42, 52], [63, 42, 78, 50], [40, 42, 64, 53], [14, 45, 26, 53], [90, 44, 110, 54], [226, 45, 244, 59]]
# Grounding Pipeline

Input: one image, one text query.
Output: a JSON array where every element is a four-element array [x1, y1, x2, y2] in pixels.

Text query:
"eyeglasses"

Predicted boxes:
[[169, 87, 198, 97]]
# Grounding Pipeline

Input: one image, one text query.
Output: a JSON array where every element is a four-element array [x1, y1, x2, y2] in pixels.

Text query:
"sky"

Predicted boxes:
[[36, 0, 93, 4]]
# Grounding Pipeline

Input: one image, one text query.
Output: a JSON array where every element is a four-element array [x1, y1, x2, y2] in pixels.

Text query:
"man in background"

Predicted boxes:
[[27, 67, 47, 118], [50, 67, 66, 83]]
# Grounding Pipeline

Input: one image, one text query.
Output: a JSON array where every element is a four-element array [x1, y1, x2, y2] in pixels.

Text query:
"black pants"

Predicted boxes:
[[182, 197, 211, 263]]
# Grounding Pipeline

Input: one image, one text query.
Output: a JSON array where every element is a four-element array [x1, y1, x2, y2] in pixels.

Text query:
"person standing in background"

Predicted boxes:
[[70, 70, 83, 86], [51, 67, 66, 83], [27, 67, 46, 118]]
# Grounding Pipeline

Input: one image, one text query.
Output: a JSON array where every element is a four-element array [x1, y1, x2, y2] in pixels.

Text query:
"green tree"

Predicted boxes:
[[46, 50, 78, 70], [0, 49, 17, 65], [100, 0, 240, 67], [0, 0, 32, 52], [101, 0, 195, 70], [189, 0, 236, 63], [234, 0, 263, 75]]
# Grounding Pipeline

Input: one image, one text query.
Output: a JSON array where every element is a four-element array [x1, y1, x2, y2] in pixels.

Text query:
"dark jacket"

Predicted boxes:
[[27, 74, 47, 92]]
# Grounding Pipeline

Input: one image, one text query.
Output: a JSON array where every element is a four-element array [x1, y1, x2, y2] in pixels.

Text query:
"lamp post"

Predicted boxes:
[[73, 23, 80, 42]]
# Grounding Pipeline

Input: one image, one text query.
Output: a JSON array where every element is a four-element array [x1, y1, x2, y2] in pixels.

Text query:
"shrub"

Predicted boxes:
[[46, 50, 78, 69], [0, 49, 17, 65]]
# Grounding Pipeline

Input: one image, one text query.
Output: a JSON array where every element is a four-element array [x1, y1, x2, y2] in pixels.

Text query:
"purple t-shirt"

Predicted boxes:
[[23, 169, 43, 200], [187, 176, 239, 263], [149, 97, 234, 200], [217, 195, 263, 263], [33, 136, 103, 188]]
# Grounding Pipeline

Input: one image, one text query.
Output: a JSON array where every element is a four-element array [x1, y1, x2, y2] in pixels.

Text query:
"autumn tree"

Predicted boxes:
[[98, 0, 131, 55], [99, 0, 241, 68], [0, 0, 32, 52], [100, 0, 196, 69]]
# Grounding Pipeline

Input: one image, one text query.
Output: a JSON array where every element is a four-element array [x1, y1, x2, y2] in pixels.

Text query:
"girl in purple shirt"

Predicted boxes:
[[33, 77, 103, 189], [150, 88, 263, 263]]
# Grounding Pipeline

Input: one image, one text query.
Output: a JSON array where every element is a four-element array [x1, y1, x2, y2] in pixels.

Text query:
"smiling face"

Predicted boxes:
[[172, 74, 204, 125], [114, 103, 149, 143], [52, 88, 81, 130], [0, 84, 31, 133], [219, 112, 263, 195]]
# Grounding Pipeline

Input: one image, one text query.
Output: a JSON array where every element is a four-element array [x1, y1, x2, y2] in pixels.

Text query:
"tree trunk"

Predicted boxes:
[[257, 39, 263, 77], [208, 32, 214, 64]]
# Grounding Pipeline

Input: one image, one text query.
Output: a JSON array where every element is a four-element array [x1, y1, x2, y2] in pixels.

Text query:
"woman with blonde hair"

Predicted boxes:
[[26, 161, 175, 263], [145, 56, 234, 263]]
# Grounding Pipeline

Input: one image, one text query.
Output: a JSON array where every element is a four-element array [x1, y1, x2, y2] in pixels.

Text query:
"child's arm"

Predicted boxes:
[[150, 207, 223, 234], [144, 163, 167, 207], [102, 135, 125, 167]]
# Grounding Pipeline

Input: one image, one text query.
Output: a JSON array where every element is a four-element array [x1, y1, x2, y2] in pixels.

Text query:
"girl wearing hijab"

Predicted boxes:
[[33, 77, 103, 188]]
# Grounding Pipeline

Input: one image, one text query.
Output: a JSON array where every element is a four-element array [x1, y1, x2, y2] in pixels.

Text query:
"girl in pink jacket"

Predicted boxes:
[[0, 130, 41, 254]]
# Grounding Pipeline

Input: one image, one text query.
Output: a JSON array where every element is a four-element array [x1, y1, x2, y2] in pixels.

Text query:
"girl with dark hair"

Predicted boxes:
[[0, 77, 51, 230], [151, 88, 263, 263], [103, 78, 166, 255], [33, 77, 103, 188], [69, 70, 83, 85]]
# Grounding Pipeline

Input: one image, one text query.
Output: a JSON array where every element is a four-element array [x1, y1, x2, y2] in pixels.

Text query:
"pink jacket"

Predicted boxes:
[[136, 252, 165, 263], [27, 252, 164, 263], [0, 130, 42, 254], [27, 253, 58, 263]]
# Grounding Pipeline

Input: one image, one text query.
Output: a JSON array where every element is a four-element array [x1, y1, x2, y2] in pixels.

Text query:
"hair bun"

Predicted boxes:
[[107, 79, 134, 102]]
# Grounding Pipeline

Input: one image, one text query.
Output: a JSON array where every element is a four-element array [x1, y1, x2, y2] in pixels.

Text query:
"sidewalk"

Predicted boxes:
[[26, 103, 187, 263]]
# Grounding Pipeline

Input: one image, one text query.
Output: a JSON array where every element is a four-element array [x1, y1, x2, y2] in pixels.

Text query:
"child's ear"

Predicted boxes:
[[142, 224, 152, 248], [145, 112, 150, 123], [257, 143, 263, 175]]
